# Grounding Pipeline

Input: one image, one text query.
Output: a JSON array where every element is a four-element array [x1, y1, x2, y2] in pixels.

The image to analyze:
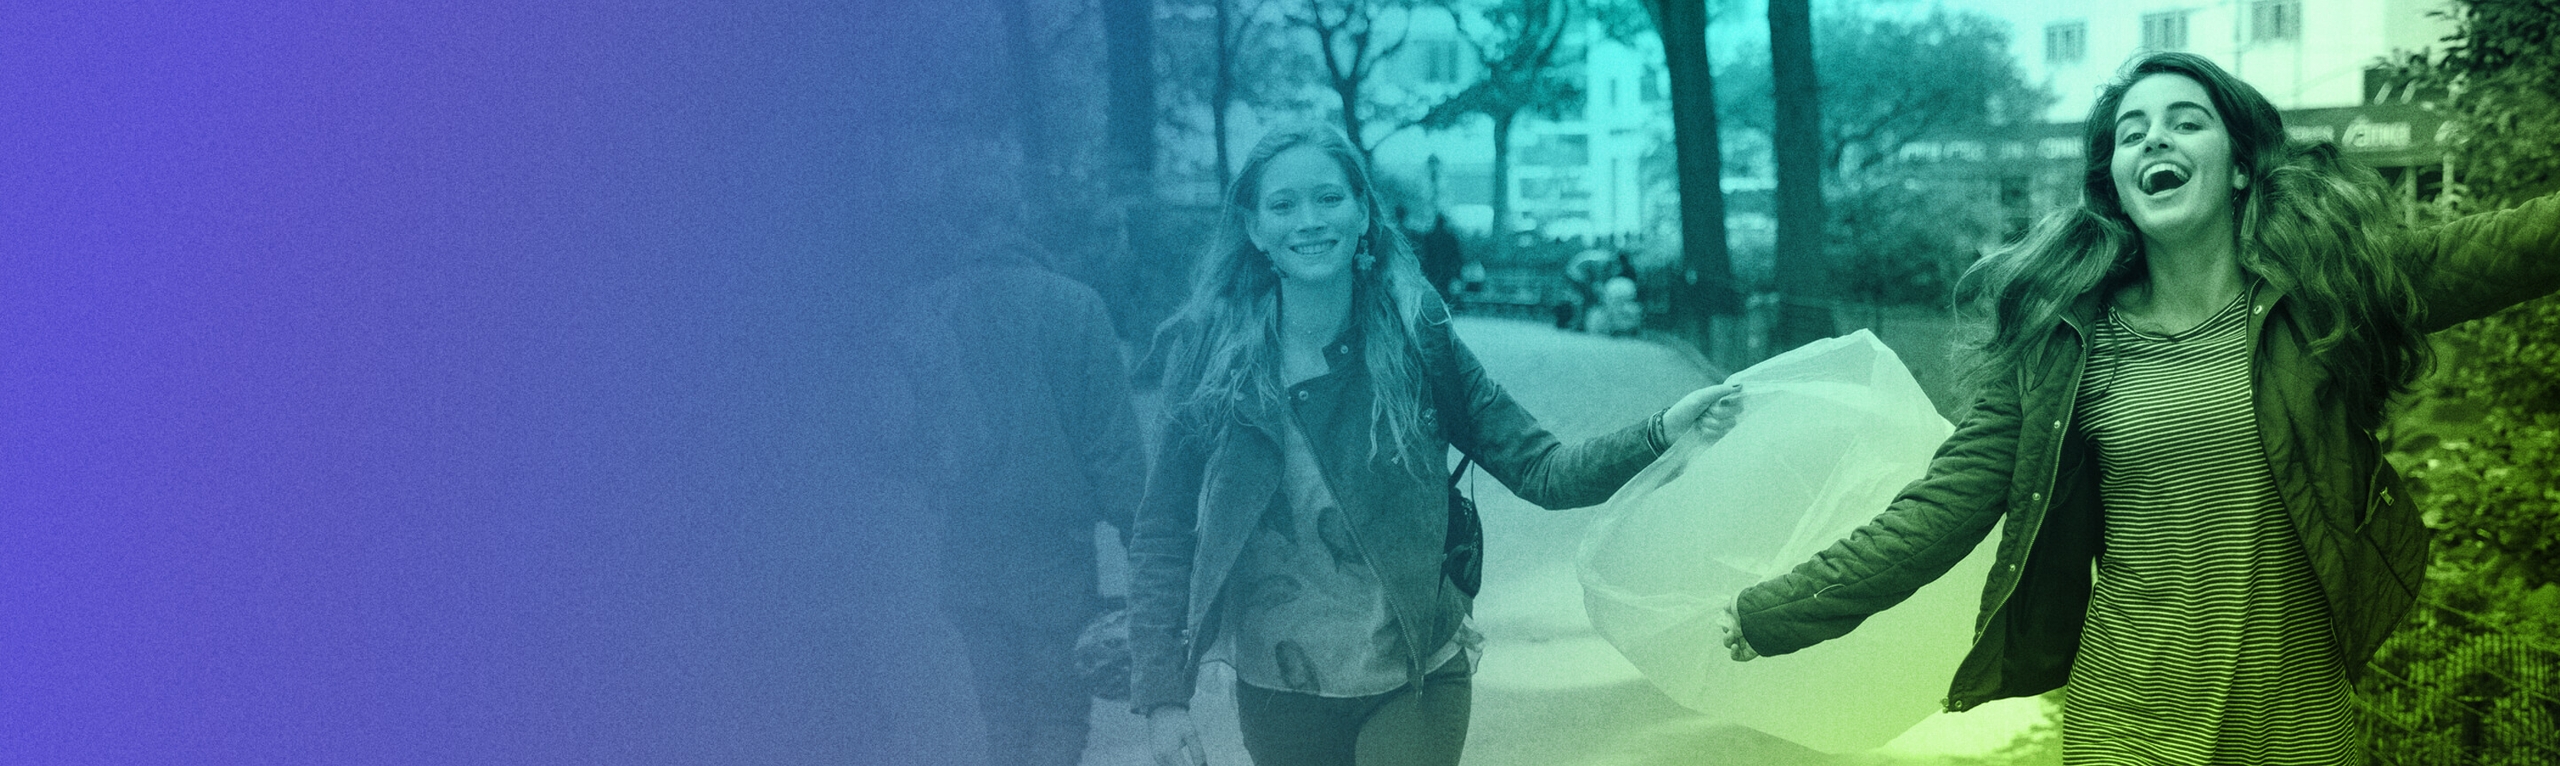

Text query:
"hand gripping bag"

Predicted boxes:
[[1577, 330, 1999, 753]]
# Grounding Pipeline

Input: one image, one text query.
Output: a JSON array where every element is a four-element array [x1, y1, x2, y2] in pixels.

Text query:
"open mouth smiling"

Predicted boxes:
[[2140, 163, 2192, 195]]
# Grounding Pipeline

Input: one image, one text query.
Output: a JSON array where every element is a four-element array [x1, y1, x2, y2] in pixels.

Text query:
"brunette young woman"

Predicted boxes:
[[1719, 52, 2560, 764], [1129, 124, 1740, 766]]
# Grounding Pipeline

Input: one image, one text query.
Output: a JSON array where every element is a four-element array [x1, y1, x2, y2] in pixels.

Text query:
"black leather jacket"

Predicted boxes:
[[1127, 304, 1664, 712], [1737, 193, 2560, 712]]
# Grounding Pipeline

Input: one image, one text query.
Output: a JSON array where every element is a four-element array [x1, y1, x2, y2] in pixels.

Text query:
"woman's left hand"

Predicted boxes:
[[1663, 383, 1743, 444]]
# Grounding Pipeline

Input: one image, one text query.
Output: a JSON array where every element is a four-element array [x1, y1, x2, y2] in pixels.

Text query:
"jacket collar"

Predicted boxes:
[[1317, 321, 1363, 368], [2247, 278, 2282, 319], [2060, 289, 2105, 338], [2060, 273, 2285, 338], [1230, 319, 1367, 436]]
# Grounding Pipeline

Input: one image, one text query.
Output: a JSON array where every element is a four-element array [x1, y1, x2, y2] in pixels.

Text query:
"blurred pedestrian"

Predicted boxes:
[[1721, 52, 2560, 764], [1457, 260, 1488, 308], [1562, 249, 1612, 331], [1418, 213, 1466, 302], [892, 155, 1146, 766], [1587, 250, 1644, 336], [1128, 123, 1740, 766]]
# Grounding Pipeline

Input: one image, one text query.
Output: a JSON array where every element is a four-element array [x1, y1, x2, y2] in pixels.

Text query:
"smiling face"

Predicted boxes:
[[2109, 73, 2246, 245], [1248, 146, 1370, 285]]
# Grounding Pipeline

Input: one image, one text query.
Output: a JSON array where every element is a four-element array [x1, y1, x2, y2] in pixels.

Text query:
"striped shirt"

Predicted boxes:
[[2064, 288, 2360, 765]]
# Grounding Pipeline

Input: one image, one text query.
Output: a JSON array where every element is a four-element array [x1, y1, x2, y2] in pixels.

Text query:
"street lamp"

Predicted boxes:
[[1427, 153, 1444, 215]]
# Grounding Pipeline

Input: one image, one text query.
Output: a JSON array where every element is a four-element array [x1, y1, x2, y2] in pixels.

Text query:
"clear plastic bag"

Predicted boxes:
[[1577, 330, 1999, 753]]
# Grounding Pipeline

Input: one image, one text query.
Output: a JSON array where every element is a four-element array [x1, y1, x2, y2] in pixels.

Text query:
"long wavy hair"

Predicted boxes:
[[1154, 123, 1440, 468], [1955, 52, 2428, 426]]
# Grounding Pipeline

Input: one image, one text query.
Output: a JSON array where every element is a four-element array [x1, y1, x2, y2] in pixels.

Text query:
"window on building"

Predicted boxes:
[[1523, 134, 1591, 167], [1559, 62, 1588, 120], [2141, 11, 2189, 51], [1521, 176, 1557, 201], [1419, 39, 1461, 84], [2250, 0, 2301, 42], [2045, 21, 2087, 64], [1520, 175, 1589, 201]]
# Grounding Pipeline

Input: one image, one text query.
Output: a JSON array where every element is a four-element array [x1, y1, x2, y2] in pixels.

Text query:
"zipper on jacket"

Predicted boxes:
[[1953, 317, 2092, 711], [1336, 471, 1435, 691], [1974, 320, 2091, 644], [2240, 290, 2363, 655], [2243, 286, 2287, 524], [2359, 460, 2389, 531], [1288, 390, 1438, 693]]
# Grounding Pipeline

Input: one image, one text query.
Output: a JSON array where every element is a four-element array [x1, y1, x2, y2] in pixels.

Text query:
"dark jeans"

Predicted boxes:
[[1232, 655, 1472, 766], [949, 600, 1096, 766]]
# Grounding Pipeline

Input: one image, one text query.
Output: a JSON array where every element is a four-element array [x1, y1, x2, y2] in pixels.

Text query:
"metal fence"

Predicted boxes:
[[2358, 599, 2560, 766]]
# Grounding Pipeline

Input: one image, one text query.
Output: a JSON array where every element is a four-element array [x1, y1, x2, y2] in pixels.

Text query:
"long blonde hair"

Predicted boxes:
[[1153, 123, 1441, 467]]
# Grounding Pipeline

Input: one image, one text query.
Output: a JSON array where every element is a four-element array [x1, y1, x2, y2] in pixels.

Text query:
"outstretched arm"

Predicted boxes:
[[1433, 321, 1679, 510], [2412, 192, 2560, 332], [1733, 367, 2023, 656]]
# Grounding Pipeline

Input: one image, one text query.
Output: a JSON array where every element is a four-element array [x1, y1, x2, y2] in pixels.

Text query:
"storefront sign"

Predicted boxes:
[[1895, 103, 2452, 170]]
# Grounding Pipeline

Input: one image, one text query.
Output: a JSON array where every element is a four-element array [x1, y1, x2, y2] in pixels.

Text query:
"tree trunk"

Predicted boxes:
[[994, 0, 1053, 197], [1102, 0, 1158, 199], [1490, 110, 1515, 263], [1768, 0, 1830, 355], [1299, 1, 1391, 162], [1212, 0, 1235, 192], [1644, 0, 1737, 364], [1336, 80, 1366, 158]]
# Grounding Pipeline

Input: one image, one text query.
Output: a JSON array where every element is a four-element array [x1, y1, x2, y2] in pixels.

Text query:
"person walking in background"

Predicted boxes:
[[1561, 249, 1612, 332], [1719, 52, 2560, 764], [1128, 123, 1739, 766], [1587, 250, 1644, 337], [892, 157, 1147, 766], [1418, 213, 1466, 303]]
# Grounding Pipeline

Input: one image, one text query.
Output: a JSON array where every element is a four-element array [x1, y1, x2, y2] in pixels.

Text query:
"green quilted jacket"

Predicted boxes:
[[1737, 192, 2560, 713]]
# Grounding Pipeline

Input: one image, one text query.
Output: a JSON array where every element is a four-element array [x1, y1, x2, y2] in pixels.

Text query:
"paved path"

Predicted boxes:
[[1077, 317, 2041, 766]]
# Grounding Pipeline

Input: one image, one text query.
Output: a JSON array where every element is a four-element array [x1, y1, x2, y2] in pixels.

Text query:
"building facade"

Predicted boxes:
[[1367, 13, 1761, 255], [1907, 0, 2461, 227], [1962, 0, 2458, 120]]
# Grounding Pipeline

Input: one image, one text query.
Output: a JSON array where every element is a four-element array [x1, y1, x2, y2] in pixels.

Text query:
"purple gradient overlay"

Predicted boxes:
[[9, 1, 977, 762]]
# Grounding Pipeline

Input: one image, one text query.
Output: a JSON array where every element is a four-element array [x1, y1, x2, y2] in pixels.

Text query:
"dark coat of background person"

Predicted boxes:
[[894, 232, 1148, 766], [1419, 215, 1466, 298]]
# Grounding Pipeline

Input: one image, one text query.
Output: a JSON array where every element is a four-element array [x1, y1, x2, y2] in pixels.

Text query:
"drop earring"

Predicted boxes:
[[1355, 238, 1375, 271]]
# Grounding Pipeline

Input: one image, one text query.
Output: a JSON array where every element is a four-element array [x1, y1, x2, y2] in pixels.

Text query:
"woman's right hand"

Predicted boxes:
[[1718, 598, 1760, 662], [1147, 704, 1207, 766]]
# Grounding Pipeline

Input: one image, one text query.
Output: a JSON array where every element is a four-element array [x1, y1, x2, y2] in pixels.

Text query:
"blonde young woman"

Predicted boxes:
[[1719, 52, 2560, 764], [1128, 124, 1739, 766]]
